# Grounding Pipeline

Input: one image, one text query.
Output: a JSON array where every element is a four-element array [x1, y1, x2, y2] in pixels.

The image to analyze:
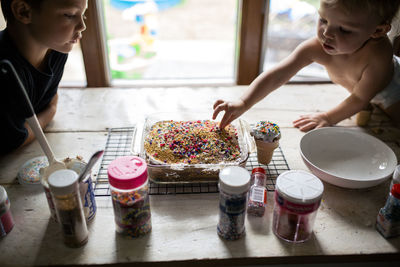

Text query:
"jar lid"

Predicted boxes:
[[391, 184, 400, 199], [48, 169, 79, 195], [107, 156, 148, 190], [276, 170, 324, 204], [252, 167, 266, 174], [393, 165, 400, 180], [219, 166, 250, 195], [0, 186, 7, 205]]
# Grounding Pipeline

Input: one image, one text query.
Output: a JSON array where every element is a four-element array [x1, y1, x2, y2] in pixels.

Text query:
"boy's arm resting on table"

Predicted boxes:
[[213, 38, 318, 129], [21, 93, 59, 147]]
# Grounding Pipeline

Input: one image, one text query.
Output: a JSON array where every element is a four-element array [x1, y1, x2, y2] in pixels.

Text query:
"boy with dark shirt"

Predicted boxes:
[[0, 0, 87, 153]]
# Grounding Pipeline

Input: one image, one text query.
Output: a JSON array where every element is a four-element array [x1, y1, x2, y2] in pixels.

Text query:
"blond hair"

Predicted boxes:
[[322, 0, 400, 24]]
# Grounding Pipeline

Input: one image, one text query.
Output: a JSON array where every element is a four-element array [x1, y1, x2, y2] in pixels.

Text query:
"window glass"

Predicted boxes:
[[60, 44, 87, 87], [263, 0, 329, 81], [102, 0, 237, 83]]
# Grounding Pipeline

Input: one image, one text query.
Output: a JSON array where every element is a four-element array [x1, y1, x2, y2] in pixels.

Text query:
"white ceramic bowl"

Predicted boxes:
[[300, 127, 397, 189]]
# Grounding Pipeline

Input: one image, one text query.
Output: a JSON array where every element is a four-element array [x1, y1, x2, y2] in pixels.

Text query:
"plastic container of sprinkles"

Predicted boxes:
[[272, 170, 324, 243], [217, 166, 250, 240], [41, 158, 97, 222], [0, 186, 15, 237], [108, 156, 152, 238]]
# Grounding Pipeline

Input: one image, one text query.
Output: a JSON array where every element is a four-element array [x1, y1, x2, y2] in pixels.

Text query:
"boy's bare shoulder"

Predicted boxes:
[[361, 37, 393, 64]]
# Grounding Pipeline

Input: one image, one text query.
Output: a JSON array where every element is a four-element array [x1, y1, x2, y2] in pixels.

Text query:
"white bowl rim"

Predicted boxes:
[[300, 127, 397, 182]]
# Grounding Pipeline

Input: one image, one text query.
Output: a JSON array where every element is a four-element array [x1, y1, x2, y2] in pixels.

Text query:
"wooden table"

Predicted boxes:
[[1, 85, 400, 266]]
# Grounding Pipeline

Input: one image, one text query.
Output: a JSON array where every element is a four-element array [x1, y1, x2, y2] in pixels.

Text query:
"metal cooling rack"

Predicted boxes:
[[94, 127, 290, 196]]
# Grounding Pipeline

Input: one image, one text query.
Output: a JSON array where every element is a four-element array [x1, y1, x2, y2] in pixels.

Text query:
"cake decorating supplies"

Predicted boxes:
[[390, 165, 400, 190], [49, 169, 89, 247], [247, 167, 267, 217], [376, 184, 400, 238], [77, 150, 103, 183], [272, 170, 323, 243], [108, 156, 152, 238], [0, 186, 14, 237], [217, 166, 250, 240], [17, 156, 48, 185], [42, 157, 97, 222], [251, 121, 280, 165]]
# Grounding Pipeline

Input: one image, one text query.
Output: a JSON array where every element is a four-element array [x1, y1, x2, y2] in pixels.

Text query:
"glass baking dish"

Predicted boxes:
[[131, 112, 254, 184]]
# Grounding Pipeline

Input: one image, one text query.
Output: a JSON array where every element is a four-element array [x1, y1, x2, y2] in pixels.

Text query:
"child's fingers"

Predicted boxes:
[[213, 99, 225, 109], [220, 113, 233, 129], [212, 101, 228, 120], [293, 117, 308, 127], [299, 122, 316, 132], [292, 115, 309, 124]]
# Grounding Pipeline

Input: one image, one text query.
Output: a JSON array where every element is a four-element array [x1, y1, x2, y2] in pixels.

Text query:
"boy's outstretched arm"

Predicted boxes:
[[213, 38, 318, 129], [20, 93, 58, 147]]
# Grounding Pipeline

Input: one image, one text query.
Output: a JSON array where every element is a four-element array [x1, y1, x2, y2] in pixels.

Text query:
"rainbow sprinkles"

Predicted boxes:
[[252, 121, 281, 142], [144, 120, 241, 164]]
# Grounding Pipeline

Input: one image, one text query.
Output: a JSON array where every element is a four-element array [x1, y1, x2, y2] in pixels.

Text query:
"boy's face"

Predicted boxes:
[[27, 0, 88, 53], [317, 2, 381, 55]]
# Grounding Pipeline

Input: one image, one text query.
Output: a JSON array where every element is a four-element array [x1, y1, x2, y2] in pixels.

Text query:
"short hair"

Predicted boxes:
[[1, 0, 44, 21], [322, 0, 400, 24]]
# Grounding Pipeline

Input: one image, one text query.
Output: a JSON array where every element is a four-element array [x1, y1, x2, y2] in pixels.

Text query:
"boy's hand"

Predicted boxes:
[[293, 112, 331, 132], [212, 99, 246, 129]]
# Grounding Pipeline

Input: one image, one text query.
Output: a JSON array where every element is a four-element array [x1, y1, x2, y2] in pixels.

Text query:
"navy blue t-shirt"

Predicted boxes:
[[0, 29, 68, 154]]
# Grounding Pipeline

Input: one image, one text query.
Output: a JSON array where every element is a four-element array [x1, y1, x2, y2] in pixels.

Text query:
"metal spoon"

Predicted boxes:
[[78, 150, 104, 182], [0, 60, 67, 179]]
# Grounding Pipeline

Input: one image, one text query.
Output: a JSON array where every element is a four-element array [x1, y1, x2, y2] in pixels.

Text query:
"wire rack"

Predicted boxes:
[[94, 127, 290, 196]]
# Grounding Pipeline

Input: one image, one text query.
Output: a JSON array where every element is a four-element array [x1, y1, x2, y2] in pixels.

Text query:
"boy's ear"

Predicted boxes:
[[371, 23, 391, 38], [11, 0, 33, 24]]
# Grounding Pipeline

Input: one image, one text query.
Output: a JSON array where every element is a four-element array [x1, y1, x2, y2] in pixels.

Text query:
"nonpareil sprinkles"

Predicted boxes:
[[145, 120, 241, 164]]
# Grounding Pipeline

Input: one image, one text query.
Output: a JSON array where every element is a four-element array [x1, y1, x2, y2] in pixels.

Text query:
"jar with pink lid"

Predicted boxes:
[[108, 156, 152, 237]]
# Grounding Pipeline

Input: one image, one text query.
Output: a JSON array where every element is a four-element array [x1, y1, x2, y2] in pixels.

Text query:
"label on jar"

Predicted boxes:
[[217, 192, 247, 240], [219, 197, 246, 215], [249, 186, 266, 204], [79, 176, 97, 221], [275, 192, 320, 214]]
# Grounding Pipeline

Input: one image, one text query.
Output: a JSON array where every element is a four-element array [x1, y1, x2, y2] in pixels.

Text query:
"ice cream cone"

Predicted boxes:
[[255, 139, 279, 165]]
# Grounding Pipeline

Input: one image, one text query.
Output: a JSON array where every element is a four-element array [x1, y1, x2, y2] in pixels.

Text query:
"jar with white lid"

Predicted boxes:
[[390, 165, 400, 190], [272, 170, 324, 243], [108, 156, 152, 238], [48, 169, 89, 247], [217, 166, 250, 240]]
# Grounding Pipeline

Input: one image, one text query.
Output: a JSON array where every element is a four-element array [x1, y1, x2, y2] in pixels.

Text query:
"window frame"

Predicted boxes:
[[80, 0, 325, 87]]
